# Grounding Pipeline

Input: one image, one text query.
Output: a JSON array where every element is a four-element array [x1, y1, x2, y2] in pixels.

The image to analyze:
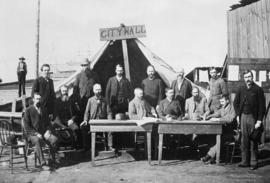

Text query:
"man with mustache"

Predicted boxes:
[[24, 93, 58, 167], [234, 70, 265, 170], [184, 87, 208, 120], [171, 68, 192, 113], [208, 67, 228, 113], [141, 65, 165, 110], [106, 64, 132, 150], [54, 85, 79, 148]]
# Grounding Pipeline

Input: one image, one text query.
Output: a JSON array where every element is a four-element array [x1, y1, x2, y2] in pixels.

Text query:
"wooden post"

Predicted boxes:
[[22, 95, 26, 112], [11, 99, 17, 113], [35, 0, 41, 78], [121, 39, 131, 81]]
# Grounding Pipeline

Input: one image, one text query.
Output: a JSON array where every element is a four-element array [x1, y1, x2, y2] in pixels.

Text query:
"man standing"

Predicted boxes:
[[201, 94, 236, 164], [234, 70, 265, 170], [17, 57, 27, 97], [106, 64, 132, 150], [32, 64, 56, 118], [184, 87, 208, 120], [171, 68, 192, 112], [157, 88, 183, 121], [208, 67, 228, 112], [81, 84, 107, 151], [73, 58, 99, 121], [129, 88, 157, 120], [141, 65, 164, 109], [24, 93, 58, 166]]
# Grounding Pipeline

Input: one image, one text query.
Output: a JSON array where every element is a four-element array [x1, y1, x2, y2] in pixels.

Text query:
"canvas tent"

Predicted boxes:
[[56, 38, 208, 97]]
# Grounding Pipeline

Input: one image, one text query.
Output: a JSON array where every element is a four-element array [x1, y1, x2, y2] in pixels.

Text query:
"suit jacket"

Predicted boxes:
[[128, 98, 153, 120], [24, 105, 51, 136], [233, 82, 265, 121], [32, 77, 56, 115], [17, 61, 27, 74], [105, 76, 132, 108], [84, 96, 107, 121], [157, 98, 183, 120], [171, 79, 192, 101], [185, 96, 208, 120]]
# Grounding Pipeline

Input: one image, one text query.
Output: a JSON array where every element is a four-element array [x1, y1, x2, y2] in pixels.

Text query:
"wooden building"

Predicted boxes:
[[226, 0, 270, 137]]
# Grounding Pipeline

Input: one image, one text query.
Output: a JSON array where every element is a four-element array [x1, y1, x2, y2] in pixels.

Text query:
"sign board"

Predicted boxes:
[[99, 25, 146, 41]]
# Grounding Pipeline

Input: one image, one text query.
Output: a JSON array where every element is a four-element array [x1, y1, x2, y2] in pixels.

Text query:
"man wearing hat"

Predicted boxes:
[[73, 58, 100, 120], [17, 57, 27, 97], [171, 68, 192, 112]]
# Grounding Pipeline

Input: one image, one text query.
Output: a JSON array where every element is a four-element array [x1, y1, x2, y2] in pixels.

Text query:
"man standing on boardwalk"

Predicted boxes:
[[234, 70, 265, 170], [17, 57, 27, 97]]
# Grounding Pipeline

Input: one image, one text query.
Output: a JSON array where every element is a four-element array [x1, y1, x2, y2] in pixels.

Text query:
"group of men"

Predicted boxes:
[[22, 57, 265, 170]]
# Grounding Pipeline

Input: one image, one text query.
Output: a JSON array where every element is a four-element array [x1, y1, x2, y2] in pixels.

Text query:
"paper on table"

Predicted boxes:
[[134, 117, 158, 126]]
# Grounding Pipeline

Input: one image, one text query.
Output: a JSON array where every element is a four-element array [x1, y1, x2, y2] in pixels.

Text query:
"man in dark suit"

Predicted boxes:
[[234, 70, 265, 170], [105, 64, 132, 150], [24, 92, 58, 166], [32, 64, 56, 119], [17, 57, 27, 97], [171, 68, 192, 112]]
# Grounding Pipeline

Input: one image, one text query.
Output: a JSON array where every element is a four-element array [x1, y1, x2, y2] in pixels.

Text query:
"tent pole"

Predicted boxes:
[[122, 39, 131, 81], [35, 0, 41, 78]]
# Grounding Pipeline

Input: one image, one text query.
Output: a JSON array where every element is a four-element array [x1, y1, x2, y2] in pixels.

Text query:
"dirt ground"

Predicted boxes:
[[1, 143, 270, 183]]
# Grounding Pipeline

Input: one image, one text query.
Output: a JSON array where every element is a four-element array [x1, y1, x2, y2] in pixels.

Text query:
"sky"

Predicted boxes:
[[0, 0, 239, 82]]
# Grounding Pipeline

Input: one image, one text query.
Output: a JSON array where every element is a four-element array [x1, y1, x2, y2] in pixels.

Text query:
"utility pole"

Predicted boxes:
[[35, 0, 40, 78]]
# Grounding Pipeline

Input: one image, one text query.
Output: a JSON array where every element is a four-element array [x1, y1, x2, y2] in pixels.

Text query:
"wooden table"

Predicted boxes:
[[157, 120, 226, 165], [89, 120, 154, 166]]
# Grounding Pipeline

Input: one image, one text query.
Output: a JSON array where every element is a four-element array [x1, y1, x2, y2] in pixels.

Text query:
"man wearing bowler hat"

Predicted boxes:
[[17, 57, 27, 97]]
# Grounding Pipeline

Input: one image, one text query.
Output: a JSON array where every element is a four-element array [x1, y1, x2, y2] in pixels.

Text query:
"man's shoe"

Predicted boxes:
[[238, 163, 250, 168], [250, 165, 258, 170], [209, 158, 216, 164], [201, 155, 211, 163]]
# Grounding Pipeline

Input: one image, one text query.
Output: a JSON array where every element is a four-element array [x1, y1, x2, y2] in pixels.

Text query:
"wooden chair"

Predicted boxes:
[[224, 129, 241, 164], [0, 119, 28, 173]]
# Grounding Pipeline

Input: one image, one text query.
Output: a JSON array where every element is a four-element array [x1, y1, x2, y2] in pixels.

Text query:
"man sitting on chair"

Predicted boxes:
[[24, 92, 58, 167], [157, 88, 183, 121], [129, 88, 157, 120], [201, 94, 236, 164], [54, 85, 80, 148]]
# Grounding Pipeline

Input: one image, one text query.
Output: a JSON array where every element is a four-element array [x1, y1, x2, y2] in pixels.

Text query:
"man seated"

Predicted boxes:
[[81, 83, 108, 150], [129, 88, 157, 120], [24, 92, 58, 167], [184, 87, 208, 120], [54, 85, 79, 148], [157, 88, 183, 121], [201, 94, 236, 164]]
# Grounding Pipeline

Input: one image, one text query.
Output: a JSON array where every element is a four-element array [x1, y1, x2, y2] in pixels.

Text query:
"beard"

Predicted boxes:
[[61, 94, 69, 102]]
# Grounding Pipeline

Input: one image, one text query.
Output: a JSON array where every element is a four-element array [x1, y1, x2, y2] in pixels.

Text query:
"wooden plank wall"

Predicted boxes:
[[227, 0, 270, 58]]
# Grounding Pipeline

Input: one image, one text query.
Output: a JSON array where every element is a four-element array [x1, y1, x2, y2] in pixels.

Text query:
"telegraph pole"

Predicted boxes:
[[35, 0, 40, 78]]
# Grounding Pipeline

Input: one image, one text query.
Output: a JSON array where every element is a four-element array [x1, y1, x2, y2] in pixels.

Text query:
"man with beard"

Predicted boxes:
[[81, 83, 108, 150], [234, 70, 265, 170], [106, 64, 132, 150], [24, 92, 58, 167], [201, 94, 236, 164], [54, 85, 79, 148], [208, 67, 228, 112], [171, 68, 192, 113], [32, 64, 56, 119], [141, 65, 164, 109], [17, 57, 27, 97], [73, 58, 100, 122], [184, 87, 208, 120]]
